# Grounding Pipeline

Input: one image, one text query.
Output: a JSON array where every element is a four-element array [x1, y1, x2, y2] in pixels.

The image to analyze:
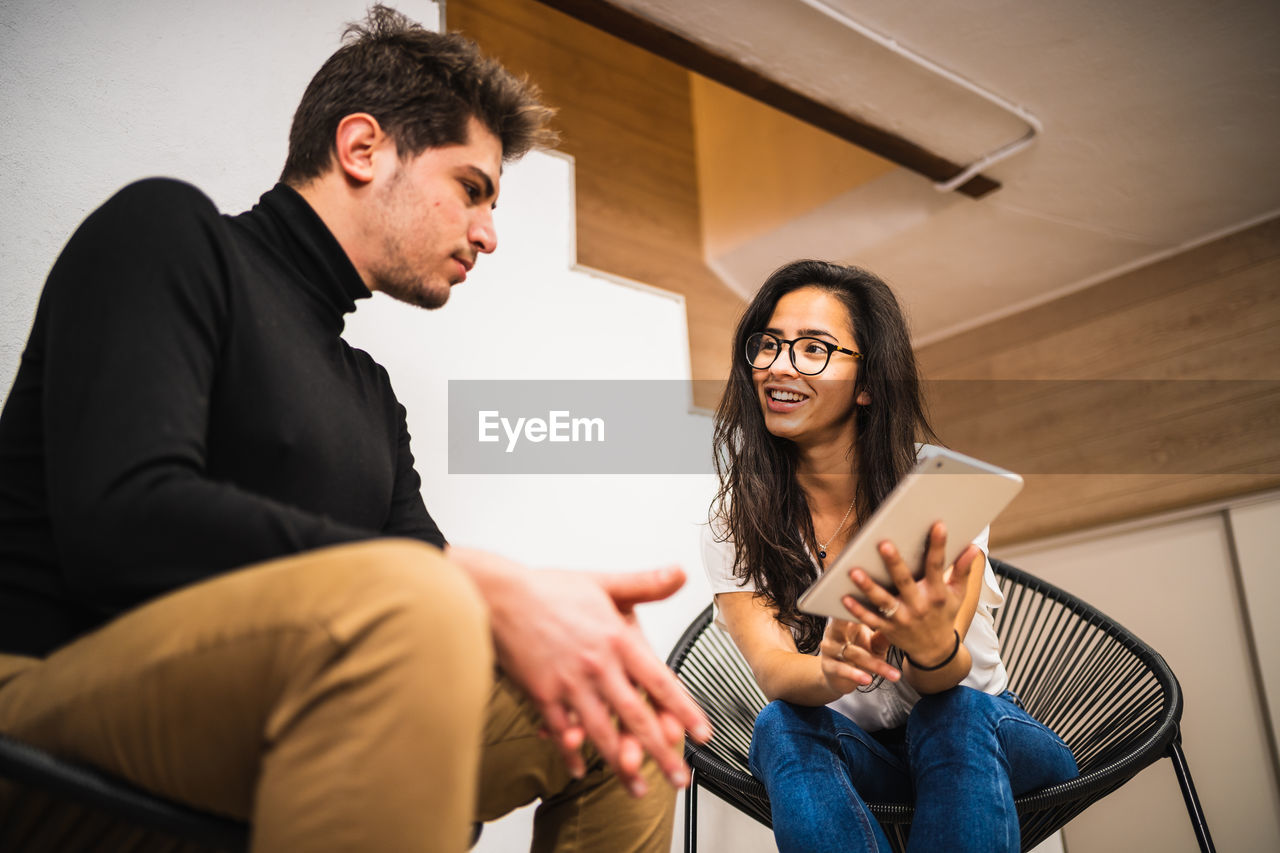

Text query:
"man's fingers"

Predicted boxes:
[[564, 675, 689, 794], [562, 686, 621, 774], [658, 709, 686, 748], [594, 663, 691, 787], [617, 735, 647, 796], [595, 666, 666, 749], [596, 566, 686, 610], [615, 631, 711, 743], [560, 725, 585, 752], [539, 702, 587, 778]]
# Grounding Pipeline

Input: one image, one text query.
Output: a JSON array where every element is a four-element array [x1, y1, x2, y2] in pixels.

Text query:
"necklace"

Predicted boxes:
[[817, 496, 857, 560]]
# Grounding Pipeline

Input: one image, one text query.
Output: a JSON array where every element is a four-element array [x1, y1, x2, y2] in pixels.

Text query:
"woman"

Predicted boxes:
[[704, 260, 1077, 852]]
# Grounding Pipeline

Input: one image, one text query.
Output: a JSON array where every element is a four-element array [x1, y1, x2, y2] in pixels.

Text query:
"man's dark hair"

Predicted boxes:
[[280, 4, 557, 185]]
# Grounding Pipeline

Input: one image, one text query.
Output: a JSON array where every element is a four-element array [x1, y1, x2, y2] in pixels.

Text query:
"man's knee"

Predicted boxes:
[[363, 540, 486, 619], [255, 541, 494, 746], [295, 539, 489, 651]]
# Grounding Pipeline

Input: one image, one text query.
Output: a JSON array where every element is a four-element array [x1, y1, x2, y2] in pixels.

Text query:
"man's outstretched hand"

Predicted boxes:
[[446, 547, 712, 797]]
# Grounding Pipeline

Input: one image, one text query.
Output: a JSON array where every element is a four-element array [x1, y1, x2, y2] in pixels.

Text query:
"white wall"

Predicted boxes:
[[0, 0, 395, 393], [1002, 492, 1280, 853], [1229, 499, 1280, 755]]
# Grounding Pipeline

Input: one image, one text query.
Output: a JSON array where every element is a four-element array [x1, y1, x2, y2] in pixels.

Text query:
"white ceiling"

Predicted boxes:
[[609, 0, 1280, 343]]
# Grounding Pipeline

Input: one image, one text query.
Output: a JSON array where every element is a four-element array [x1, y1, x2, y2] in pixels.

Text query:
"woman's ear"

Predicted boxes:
[[856, 390, 871, 406]]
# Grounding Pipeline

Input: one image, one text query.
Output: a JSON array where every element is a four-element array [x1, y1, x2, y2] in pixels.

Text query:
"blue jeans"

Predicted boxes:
[[748, 687, 1078, 853]]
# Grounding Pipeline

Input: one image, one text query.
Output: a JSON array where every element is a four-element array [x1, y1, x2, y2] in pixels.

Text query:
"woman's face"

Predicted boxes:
[[752, 285, 869, 448]]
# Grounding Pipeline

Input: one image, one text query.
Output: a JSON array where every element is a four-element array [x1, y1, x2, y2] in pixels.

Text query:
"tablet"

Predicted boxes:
[[797, 447, 1023, 622]]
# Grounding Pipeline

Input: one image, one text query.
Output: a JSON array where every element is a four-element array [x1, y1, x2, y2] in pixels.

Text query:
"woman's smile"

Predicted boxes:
[[764, 383, 811, 412]]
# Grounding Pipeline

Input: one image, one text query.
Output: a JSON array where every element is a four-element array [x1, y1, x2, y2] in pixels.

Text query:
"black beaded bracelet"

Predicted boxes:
[[905, 629, 961, 671]]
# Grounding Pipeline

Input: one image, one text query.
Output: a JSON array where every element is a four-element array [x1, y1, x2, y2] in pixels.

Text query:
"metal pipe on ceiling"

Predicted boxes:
[[797, 0, 1043, 193]]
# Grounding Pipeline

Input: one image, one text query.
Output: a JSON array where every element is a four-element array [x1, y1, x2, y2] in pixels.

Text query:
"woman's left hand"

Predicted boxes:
[[839, 521, 981, 667], [818, 619, 899, 695]]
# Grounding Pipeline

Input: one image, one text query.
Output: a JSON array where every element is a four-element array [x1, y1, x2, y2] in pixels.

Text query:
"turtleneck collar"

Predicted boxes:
[[230, 183, 371, 323]]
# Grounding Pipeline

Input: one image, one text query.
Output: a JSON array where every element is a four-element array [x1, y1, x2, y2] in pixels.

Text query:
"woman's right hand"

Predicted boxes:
[[819, 619, 900, 695]]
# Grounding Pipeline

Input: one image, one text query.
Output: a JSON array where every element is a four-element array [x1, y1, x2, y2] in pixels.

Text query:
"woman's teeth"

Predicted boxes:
[[770, 390, 807, 402]]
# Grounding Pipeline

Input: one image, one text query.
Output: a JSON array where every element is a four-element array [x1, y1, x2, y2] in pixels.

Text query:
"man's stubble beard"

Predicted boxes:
[[372, 266, 450, 310], [369, 167, 450, 311]]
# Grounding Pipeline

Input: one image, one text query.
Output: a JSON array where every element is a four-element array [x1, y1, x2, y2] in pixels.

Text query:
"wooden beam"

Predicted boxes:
[[528, 0, 1001, 199]]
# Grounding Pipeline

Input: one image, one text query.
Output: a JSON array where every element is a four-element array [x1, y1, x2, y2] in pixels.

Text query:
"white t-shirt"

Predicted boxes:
[[702, 518, 1009, 732]]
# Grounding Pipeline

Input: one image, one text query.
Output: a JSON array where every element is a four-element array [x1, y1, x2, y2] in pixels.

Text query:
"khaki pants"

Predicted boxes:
[[0, 540, 673, 852]]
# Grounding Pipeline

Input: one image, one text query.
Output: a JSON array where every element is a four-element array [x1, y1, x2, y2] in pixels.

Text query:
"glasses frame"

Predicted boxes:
[[745, 332, 862, 376]]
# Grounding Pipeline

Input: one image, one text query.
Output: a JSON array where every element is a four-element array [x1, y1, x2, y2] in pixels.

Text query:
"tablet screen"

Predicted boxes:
[[797, 447, 1022, 621]]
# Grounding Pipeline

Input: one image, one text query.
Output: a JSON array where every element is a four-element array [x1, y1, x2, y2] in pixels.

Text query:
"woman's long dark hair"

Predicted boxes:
[[710, 260, 936, 653]]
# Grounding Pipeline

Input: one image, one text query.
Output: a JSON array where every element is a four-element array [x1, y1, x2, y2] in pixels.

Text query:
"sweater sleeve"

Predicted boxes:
[[382, 401, 447, 547], [41, 180, 377, 612]]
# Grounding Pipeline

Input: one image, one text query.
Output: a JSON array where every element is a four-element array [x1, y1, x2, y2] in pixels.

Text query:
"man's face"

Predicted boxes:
[[366, 116, 503, 309]]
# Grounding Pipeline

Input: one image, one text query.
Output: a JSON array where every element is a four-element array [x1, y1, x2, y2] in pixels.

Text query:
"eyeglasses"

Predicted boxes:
[[745, 332, 861, 375]]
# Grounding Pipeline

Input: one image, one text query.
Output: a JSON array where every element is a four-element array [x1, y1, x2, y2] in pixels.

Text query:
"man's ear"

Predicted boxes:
[[856, 389, 871, 406], [333, 113, 387, 185]]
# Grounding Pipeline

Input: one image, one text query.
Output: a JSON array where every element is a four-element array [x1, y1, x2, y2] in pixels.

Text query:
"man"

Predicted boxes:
[[0, 6, 709, 851]]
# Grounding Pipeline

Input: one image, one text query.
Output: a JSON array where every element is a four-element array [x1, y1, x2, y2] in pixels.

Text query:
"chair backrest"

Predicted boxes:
[[667, 558, 1185, 850], [987, 559, 1182, 820], [667, 602, 772, 824]]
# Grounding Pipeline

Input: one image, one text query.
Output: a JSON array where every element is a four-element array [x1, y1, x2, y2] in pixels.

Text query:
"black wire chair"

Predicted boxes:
[[667, 558, 1216, 853], [0, 732, 248, 852], [0, 734, 486, 852]]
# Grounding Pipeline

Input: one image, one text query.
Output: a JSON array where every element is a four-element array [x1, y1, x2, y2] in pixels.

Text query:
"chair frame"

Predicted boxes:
[[0, 732, 249, 851], [667, 558, 1216, 853], [0, 717, 497, 851]]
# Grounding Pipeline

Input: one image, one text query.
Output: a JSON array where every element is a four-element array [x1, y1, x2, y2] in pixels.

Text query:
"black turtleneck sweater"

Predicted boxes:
[[0, 179, 445, 656]]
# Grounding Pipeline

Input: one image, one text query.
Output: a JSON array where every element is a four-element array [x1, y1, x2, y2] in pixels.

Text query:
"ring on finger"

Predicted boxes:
[[838, 640, 851, 661], [880, 601, 900, 620]]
